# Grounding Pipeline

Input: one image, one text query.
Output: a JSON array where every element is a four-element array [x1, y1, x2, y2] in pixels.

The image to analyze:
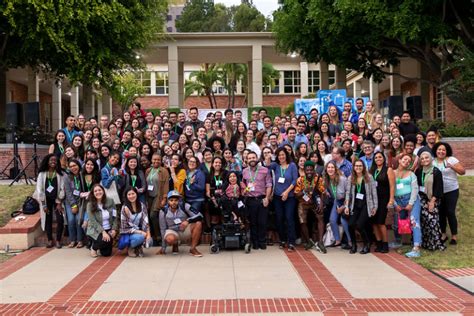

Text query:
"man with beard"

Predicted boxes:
[[242, 151, 273, 250]]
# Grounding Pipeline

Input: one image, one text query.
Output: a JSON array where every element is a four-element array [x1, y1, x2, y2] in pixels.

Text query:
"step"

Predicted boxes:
[[0, 212, 42, 250]]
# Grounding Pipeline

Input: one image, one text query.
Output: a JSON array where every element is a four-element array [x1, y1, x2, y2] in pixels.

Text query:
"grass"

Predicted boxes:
[[0, 185, 35, 227], [398, 176, 474, 270]]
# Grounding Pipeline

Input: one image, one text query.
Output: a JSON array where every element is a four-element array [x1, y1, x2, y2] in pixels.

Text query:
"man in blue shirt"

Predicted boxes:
[[280, 127, 298, 150], [331, 147, 352, 177], [359, 141, 375, 170], [62, 115, 81, 144], [295, 121, 309, 145]]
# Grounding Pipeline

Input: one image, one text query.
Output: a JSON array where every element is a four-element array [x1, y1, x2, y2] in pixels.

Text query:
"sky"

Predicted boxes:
[[215, 0, 280, 18]]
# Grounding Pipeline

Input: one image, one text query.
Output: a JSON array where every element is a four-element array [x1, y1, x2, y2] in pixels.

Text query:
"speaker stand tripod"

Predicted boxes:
[[9, 127, 40, 186]]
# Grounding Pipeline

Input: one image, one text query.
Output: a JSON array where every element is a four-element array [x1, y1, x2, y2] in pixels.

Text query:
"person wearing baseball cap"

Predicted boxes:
[[157, 190, 204, 257]]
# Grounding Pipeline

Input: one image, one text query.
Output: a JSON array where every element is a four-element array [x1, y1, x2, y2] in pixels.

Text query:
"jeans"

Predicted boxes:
[[274, 196, 296, 245], [329, 199, 351, 243], [440, 189, 459, 235], [129, 233, 145, 248], [45, 197, 64, 242], [247, 197, 268, 246], [394, 194, 421, 247], [65, 203, 83, 242], [187, 200, 204, 214]]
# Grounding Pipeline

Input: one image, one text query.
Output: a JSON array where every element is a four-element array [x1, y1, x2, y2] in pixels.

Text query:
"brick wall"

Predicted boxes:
[[401, 81, 418, 96], [445, 138, 474, 170], [0, 144, 49, 179]]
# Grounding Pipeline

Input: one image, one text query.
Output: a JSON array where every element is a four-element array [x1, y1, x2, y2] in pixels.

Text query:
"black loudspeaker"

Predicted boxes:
[[5, 102, 23, 127], [23, 102, 40, 127], [406, 96, 423, 119], [387, 96, 403, 119]]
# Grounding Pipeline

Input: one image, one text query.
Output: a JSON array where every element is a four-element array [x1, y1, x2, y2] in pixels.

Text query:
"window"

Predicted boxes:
[[328, 70, 335, 85], [176, 15, 181, 20], [283, 71, 301, 94], [135, 72, 151, 94], [156, 72, 168, 95], [308, 70, 320, 93], [263, 77, 280, 94], [167, 15, 172, 21], [166, 26, 173, 32], [436, 88, 445, 122]]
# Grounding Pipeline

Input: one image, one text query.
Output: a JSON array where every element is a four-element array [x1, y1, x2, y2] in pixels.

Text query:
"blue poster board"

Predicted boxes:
[[295, 90, 369, 117]]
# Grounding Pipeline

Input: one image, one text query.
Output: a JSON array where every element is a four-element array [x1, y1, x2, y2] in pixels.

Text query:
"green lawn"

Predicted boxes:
[[0, 185, 35, 227], [398, 176, 474, 270]]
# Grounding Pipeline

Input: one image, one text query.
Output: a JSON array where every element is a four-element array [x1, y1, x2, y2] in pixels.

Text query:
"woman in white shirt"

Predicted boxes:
[[245, 129, 261, 158], [432, 142, 465, 245]]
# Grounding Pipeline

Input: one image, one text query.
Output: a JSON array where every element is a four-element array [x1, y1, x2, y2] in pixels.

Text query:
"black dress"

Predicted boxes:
[[372, 166, 390, 225]]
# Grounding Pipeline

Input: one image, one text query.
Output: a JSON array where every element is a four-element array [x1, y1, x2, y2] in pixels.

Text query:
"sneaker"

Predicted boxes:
[[128, 248, 137, 257], [316, 241, 327, 254], [287, 244, 296, 252], [389, 241, 402, 249], [279, 242, 286, 249], [46, 240, 54, 248], [190, 248, 203, 257], [266, 238, 274, 246], [67, 242, 77, 248], [259, 243, 267, 250], [405, 249, 421, 258], [295, 238, 302, 245], [172, 244, 179, 255], [137, 246, 144, 258], [90, 249, 98, 258], [450, 239, 457, 245], [341, 243, 352, 250], [55, 241, 62, 249], [76, 242, 84, 249]]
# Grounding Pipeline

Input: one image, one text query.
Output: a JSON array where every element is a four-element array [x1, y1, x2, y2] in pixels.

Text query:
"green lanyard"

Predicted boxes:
[[249, 166, 260, 183], [280, 166, 287, 178], [330, 182, 337, 197], [58, 145, 64, 154], [131, 175, 137, 188], [233, 185, 238, 198], [47, 171, 56, 187], [186, 171, 195, 186], [374, 169, 381, 180], [148, 167, 158, 181], [73, 176, 80, 190], [121, 142, 130, 151], [421, 168, 432, 186], [214, 175, 222, 187], [303, 176, 315, 191], [356, 179, 363, 193], [85, 180, 92, 192]]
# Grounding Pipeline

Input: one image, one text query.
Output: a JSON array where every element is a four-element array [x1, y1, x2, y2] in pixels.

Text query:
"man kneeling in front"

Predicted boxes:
[[158, 190, 204, 257]]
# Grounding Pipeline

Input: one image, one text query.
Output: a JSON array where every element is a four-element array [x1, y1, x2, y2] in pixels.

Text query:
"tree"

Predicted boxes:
[[184, 64, 220, 108], [232, 3, 266, 32], [218, 63, 247, 108], [175, 0, 223, 32], [273, 0, 474, 113], [109, 73, 146, 112]]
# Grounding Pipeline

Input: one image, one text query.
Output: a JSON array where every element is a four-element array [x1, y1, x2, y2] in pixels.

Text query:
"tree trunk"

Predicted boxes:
[[211, 91, 218, 109]]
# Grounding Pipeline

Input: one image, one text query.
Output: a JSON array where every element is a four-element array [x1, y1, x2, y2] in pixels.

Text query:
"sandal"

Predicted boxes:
[[67, 242, 77, 248], [76, 242, 84, 248]]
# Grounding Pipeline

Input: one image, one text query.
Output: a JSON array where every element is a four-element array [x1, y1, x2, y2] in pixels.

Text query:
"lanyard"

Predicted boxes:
[[330, 182, 337, 197], [249, 166, 259, 183], [374, 169, 381, 180], [121, 142, 130, 151], [186, 170, 195, 185], [356, 179, 363, 193], [280, 166, 287, 177], [421, 168, 433, 186], [85, 180, 92, 191], [131, 175, 137, 187], [233, 185, 238, 198], [47, 171, 56, 187], [148, 167, 159, 181], [303, 176, 315, 190], [58, 144, 64, 154], [73, 176, 80, 190], [65, 128, 74, 142], [214, 175, 222, 187]]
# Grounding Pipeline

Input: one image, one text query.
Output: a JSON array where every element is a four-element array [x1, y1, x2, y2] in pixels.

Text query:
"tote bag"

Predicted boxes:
[[105, 181, 121, 205]]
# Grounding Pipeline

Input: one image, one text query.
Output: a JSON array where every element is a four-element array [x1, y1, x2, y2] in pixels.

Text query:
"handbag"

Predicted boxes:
[[397, 209, 412, 235], [22, 196, 40, 215], [104, 181, 121, 205], [323, 223, 335, 247], [117, 234, 131, 250]]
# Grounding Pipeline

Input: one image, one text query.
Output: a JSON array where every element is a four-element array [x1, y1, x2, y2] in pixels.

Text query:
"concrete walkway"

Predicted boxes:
[[0, 244, 472, 315]]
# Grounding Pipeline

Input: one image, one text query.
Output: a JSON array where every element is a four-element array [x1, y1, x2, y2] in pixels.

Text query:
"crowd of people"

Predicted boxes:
[[33, 99, 466, 259]]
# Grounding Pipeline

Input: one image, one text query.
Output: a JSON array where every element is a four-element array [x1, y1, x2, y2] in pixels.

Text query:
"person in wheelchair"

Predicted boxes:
[[219, 171, 246, 224]]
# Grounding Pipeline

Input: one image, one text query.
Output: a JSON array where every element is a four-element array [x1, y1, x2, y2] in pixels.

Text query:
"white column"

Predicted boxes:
[[83, 84, 95, 118], [335, 66, 346, 90], [236, 79, 242, 95], [353, 80, 362, 98], [168, 44, 179, 108], [70, 85, 79, 117], [278, 71, 284, 94], [319, 61, 329, 90], [247, 61, 253, 106], [178, 62, 184, 107], [52, 81, 62, 131], [369, 76, 379, 109], [390, 65, 401, 96], [101, 89, 112, 119], [150, 71, 156, 96], [27, 67, 39, 102], [300, 62, 309, 97], [251, 44, 263, 107]]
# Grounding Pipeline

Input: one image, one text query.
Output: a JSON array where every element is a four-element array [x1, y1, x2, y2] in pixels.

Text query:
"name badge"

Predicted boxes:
[[73, 190, 80, 196], [248, 183, 255, 192], [186, 184, 191, 191], [303, 194, 310, 202], [173, 218, 182, 225], [374, 182, 378, 188], [147, 185, 154, 191], [396, 183, 404, 190], [356, 193, 364, 200], [46, 185, 54, 193], [238, 201, 244, 208], [419, 186, 425, 193], [216, 180, 223, 187], [278, 177, 285, 184]]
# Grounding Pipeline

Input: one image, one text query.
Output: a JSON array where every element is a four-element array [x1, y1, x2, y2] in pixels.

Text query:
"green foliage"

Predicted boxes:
[[184, 64, 220, 108], [273, 0, 474, 113], [176, 1, 268, 32], [109, 73, 146, 112], [284, 102, 295, 116], [417, 119, 474, 137], [248, 107, 281, 121], [0, 0, 167, 88]]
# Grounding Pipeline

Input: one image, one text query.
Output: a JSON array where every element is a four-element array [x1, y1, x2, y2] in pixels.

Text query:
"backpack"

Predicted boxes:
[[22, 196, 40, 215]]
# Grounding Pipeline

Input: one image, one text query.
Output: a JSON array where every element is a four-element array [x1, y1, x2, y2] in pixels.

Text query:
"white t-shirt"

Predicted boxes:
[[433, 157, 460, 193], [98, 204, 116, 230]]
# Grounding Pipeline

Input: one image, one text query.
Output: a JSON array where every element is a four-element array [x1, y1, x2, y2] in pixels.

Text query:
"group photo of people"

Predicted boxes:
[[33, 99, 466, 259]]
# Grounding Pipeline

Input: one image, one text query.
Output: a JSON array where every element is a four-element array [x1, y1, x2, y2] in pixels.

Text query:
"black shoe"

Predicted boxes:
[[441, 236, 448, 244], [381, 242, 389, 253], [349, 244, 357, 254], [341, 243, 352, 250], [360, 245, 370, 254], [287, 244, 296, 252], [252, 243, 259, 250], [259, 243, 267, 250], [450, 239, 457, 245], [266, 238, 274, 246], [279, 242, 285, 249], [374, 241, 382, 253]]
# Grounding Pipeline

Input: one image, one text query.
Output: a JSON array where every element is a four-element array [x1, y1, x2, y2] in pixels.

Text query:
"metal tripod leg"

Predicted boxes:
[[9, 156, 31, 186]]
